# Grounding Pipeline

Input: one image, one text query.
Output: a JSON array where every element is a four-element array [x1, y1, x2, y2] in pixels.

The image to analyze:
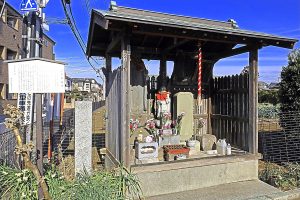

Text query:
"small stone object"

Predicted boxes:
[[135, 142, 158, 159], [200, 134, 217, 151]]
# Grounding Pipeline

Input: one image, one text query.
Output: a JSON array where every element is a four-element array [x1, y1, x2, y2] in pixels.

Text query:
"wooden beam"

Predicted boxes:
[[156, 36, 164, 47], [248, 48, 258, 154], [209, 45, 261, 60], [159, 55, 167, 88], [121, 35, 131, 167], [106, 32, 123, 54], [162, 38, 190, 54], [108, 22, 296, 48], [93, 13, 109, 29], [104, 55, 112, 97], [132, 46, 162, 55], [141, 35, 148, 46]]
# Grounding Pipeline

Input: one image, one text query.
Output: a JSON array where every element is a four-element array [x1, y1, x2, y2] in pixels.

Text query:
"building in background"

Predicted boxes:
[[64, 77, 103, 108], [0, 0, 22, 102], [71, 78, 103, 101], [41, 34, 56, 60], [0, 0, 56, 113], [65, 75, 72, 92]]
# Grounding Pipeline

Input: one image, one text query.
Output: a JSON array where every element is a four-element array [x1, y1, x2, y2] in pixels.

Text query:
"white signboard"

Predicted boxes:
[[8, 59, 65, 93]]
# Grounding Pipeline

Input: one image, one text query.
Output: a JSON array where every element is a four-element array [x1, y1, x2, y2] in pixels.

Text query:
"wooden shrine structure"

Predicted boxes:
[[86, 2, 297, 168]]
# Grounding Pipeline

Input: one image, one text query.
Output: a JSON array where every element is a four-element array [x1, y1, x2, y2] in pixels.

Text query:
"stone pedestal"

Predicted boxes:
[[75, 101, 92, 175]]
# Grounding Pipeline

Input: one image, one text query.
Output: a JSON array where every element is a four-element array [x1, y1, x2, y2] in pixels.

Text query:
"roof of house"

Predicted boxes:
[[87, 3, 298, 58], [72, 78, 101, 86], [96, 6, 296, 44]]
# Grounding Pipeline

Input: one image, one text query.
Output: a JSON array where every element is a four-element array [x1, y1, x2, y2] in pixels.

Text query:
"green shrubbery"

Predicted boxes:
[[259, 162, 300, 191], [258, 90, 279, 105], [258, 103, 280, 119], [0, 166, 38, 199], [0, 164, 143, 200], [279, 49, 300, 113]]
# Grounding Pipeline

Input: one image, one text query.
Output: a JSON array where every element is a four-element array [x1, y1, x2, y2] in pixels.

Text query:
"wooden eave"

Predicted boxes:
[[86, 8, 298, 58]]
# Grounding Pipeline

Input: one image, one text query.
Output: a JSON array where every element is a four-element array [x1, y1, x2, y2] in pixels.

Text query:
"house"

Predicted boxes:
[[70, 78, 103, 101], [41, 34, 56, 60], [86, 2, 297, 197], [269, 82, 280, 90], [258, 81, 269, 90], [0, 0, 55, 113]]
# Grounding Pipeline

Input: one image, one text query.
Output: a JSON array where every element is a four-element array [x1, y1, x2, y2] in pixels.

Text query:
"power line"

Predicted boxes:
[[84, 0, 91, 15], [46, 17, 68, 24], [61, 0, 104, 82]]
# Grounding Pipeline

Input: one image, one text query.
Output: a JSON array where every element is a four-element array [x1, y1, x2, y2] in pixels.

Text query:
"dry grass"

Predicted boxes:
[[258, 160, 300, 191], [258, 119, 282, 132]]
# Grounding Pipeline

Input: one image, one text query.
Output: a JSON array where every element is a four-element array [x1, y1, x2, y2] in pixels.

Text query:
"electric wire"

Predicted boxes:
[[61, 0, 104, 82], [67, 2, 102, 68], [84, 0, 91, 15]]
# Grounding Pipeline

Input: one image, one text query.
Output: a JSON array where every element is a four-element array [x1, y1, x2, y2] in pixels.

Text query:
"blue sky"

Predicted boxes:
[[8, 0, 300, 84]]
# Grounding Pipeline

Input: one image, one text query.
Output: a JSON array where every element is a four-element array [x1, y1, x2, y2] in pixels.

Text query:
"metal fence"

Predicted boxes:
[[42, 111, 75, 158], [0, 105, 106, 168], [259, 111, 300, 164], [0, 111, 75, 167], [0, 129, 17, 167]]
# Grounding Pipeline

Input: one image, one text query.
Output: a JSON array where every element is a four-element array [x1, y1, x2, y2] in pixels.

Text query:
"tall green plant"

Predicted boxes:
[[0, 165, 38, 200], [0, 164, 143, 200], [279, 49, 300, 113], [70, 164, 143, 200]]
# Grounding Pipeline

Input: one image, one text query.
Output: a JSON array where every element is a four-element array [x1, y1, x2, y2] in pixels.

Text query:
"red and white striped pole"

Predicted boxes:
[[197, 44, 202, 107]]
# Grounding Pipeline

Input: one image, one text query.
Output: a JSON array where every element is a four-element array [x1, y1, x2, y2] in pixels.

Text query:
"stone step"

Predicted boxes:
[[147, 180, 284, 200], [131, 154, 259, 197]]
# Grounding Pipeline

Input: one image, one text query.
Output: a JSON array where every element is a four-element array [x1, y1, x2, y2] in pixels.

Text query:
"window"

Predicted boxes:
[[84, 83, 90, 91], [6, 49, 16, 60], [7, 16, 17, 30], [44, 40, 48, 47]]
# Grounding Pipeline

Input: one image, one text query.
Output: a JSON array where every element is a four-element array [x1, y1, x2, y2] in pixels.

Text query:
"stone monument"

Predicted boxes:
[[75, 101, 92, 175], [173, 92, 194, 141]]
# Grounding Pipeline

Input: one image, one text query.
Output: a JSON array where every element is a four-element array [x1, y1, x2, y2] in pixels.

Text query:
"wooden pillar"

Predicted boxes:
[[104, 55, 111, 168], [248, 49, 258, 154], [121, 35, 131, 167], [160, 55, 167, 89], [35, 93, 43, 198], [208, 68, 213, 135], [105, 55, 112, 97]]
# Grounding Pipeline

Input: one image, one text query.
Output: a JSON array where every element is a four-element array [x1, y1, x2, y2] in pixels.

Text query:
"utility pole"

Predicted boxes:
[[22, 0, 48, 198]]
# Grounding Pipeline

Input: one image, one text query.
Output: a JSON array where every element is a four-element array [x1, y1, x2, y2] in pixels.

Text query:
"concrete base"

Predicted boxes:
[[132, 154, 259, 197], [148, 180, 283, 200]]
